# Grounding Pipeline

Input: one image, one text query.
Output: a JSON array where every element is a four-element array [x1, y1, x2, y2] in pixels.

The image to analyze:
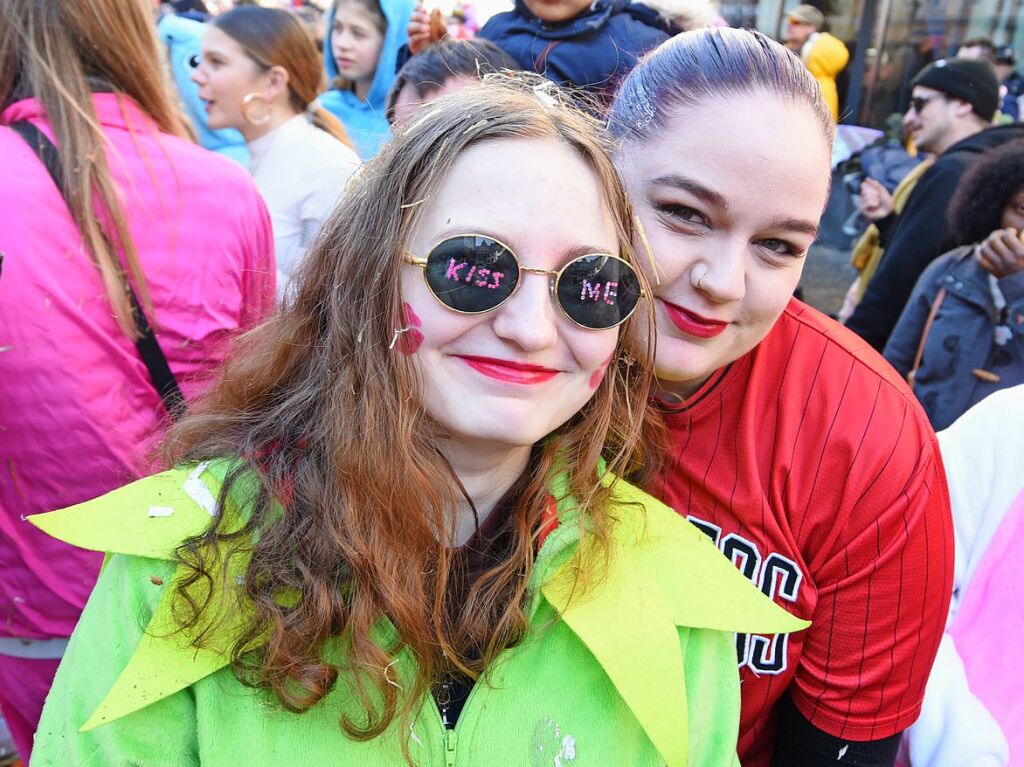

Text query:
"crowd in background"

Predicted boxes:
[[2, 0, 1024, 765]]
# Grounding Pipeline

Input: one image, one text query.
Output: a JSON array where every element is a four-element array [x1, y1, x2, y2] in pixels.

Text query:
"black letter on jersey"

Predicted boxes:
[[746, 554, 803, 674]]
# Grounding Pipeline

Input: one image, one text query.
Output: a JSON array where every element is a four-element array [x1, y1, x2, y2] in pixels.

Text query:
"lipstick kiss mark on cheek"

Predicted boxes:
[[396, 329, 424, 355], [396, 303, 425, 355], [403, 302, 423, 328], [588, 351, 615, 390]]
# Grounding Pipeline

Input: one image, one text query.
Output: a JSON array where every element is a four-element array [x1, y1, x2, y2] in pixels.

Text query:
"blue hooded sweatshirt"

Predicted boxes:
[[478, 0, 672, 104], [321, 0, 414, 159]]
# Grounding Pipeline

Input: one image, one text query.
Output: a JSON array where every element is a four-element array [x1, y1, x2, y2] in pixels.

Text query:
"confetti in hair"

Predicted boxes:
[[400, 197, 430, 209], [531, 80, 558, 109]]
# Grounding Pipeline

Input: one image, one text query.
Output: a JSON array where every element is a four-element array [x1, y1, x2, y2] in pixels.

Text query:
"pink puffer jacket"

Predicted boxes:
[[0, 93, 275, 640]]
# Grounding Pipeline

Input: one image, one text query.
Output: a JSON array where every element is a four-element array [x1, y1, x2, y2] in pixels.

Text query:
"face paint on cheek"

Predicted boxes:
[[395, 302, 425, 355], [403, 302, 423, 328], [588, 351, 615, 390]]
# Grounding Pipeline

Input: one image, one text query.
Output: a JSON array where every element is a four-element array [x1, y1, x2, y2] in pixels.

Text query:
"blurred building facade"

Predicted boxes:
[[721, 0, 1022, 127]]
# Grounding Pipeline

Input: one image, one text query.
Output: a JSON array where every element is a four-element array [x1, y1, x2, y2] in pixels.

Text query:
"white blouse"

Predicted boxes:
[[248, 114, 361, 299]]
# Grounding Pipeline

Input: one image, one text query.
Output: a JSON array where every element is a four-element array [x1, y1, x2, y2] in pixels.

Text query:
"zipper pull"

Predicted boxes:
[[445, 728, 458, 767]]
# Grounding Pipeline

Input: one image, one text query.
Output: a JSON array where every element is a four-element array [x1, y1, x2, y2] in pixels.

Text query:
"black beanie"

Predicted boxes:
[[912, 58, 1000, 121]]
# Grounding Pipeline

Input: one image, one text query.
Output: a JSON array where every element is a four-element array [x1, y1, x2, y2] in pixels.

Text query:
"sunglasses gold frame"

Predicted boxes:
[[403, 233, 646, 330]]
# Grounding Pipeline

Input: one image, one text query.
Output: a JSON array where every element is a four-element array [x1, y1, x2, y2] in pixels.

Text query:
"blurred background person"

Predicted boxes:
[[955, 37, 996, 63], [884, 138, 1024, 430], [783, 4, 849, 121], [640, 0, 726, 32], [845, 58, 1024, 351], [158, 13, 250, 165], [0, 0, 275, 761], [193, 5, 361, 299], [407, 0, 673, 107], [386, 38, 515, 125], [322, 0, 413, 158], [293, 2, 328, 48], [898, 385, 1024, 767], [995, 46, 1023, 123]]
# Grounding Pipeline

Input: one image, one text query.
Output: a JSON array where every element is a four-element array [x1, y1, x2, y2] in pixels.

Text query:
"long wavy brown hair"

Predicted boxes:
[[162, 75, 661, 754], [0, 0, 189, 339]]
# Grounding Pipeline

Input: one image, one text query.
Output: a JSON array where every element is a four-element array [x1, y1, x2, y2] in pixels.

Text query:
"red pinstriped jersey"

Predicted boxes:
[[651, 299, 954, 765]]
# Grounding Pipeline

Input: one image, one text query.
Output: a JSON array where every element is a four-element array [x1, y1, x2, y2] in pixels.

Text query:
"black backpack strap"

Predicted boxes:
[[9, 121, 186, 420]]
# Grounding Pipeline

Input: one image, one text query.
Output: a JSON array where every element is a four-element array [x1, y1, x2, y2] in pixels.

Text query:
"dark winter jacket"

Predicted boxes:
[[846, 123, 1024, 351], [478, 0, 672, 104], [1002, 70, 1024, 122], [884, 245, 1024, 430]]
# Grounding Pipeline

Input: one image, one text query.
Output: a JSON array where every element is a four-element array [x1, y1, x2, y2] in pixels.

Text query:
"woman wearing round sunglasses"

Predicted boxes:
[[29, 77, 800, 766], [611, 28, 954, 766]]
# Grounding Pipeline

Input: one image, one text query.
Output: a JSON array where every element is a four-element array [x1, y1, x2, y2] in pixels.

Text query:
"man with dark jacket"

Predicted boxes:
[[846, 58, 1024, 351]]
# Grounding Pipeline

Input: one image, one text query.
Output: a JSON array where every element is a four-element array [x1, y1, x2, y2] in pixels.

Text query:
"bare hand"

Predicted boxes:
[[976, 227, 1024, 278], [858, 178, 894, 222], [407, 4, 447, 54]]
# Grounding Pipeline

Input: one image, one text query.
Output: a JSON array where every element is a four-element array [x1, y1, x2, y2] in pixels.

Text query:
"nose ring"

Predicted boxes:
[[695, 269, 707, 292]]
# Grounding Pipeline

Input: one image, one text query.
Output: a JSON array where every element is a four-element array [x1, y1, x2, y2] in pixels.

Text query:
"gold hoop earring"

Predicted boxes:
[[242, 93, 272, 126]]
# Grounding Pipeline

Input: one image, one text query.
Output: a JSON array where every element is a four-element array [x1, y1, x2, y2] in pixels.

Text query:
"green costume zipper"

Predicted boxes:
[[445, 729, 458, 767], [429, 675, 486, 767]]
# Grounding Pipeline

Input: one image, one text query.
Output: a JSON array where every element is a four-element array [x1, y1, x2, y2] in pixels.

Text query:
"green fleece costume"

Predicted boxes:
[[30, 461, 806, 766]]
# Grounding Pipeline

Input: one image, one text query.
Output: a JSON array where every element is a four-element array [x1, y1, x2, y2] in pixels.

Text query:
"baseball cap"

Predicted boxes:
[[786, 4, 825, 29], [995, 46, 1016, 66], [911, 57, 1001, 121]]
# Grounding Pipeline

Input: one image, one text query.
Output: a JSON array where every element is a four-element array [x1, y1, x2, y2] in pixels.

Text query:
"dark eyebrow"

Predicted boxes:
[[649, 174, 729, 213], [767, 217, 820, 237], [650, 175, 819, 238]]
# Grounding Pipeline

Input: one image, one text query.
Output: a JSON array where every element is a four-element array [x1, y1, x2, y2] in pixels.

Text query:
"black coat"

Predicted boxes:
[[846, 123, 1024, 351]]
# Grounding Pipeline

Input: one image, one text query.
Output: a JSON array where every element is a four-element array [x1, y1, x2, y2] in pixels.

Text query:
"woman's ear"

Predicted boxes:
[[266, 65, 291, 103]]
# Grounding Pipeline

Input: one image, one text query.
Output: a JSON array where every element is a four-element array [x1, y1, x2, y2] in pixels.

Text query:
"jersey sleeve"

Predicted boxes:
[[32, 554, 199, 767], [788, 391, 954, 742]]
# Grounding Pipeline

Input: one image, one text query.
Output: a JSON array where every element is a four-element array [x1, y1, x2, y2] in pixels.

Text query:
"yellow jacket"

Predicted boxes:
[[805, 32, 850, 120]]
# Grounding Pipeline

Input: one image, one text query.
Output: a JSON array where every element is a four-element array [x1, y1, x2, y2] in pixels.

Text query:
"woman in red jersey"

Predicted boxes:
[[610, 28, 954, 767]]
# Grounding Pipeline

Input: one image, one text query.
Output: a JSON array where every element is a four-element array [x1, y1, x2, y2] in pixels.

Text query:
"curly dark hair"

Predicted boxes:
[[948, 138, 1024, 245]]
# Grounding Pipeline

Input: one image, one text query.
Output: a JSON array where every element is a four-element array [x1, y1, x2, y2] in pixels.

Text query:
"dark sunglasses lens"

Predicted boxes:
[[423, 236, 519, 313], [556, 255, 642, 329]]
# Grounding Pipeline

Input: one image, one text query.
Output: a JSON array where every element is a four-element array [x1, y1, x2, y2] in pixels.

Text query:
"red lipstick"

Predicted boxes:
[[457, 356, 560, 385], [661, 299, 729, 339]]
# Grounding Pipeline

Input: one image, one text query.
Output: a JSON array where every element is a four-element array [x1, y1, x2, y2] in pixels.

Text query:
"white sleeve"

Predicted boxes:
[[937, 385, 1024, 615], [902, 634, 1008, 767], [297, 152, 360, 251]]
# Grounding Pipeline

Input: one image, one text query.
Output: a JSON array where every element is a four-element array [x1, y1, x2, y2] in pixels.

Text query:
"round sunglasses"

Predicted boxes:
[[404, 234, 644, 330]]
